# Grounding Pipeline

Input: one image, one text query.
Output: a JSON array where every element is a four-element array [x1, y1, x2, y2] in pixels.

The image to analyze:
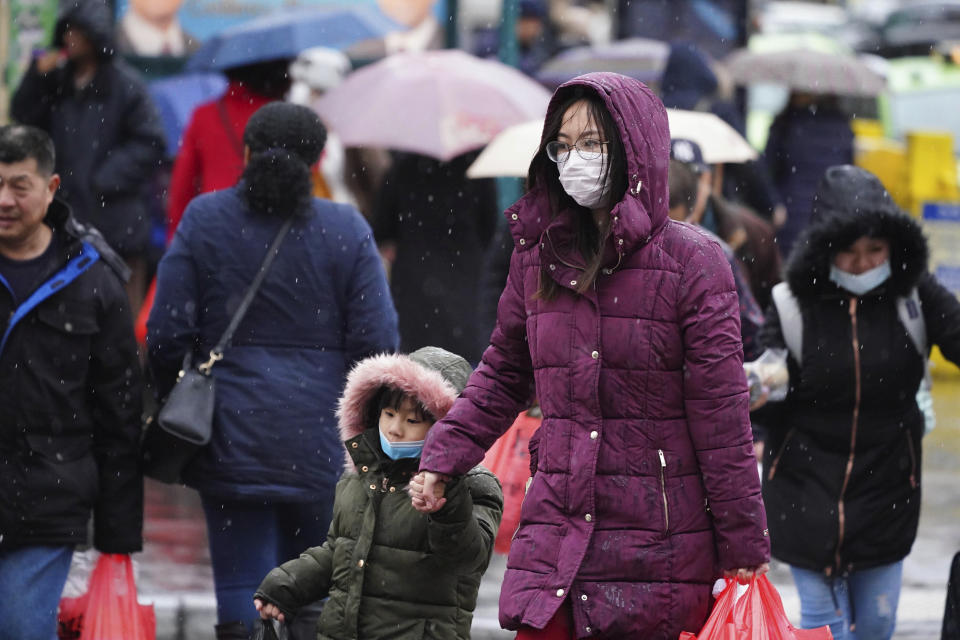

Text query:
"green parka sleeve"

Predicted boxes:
[[426, 467, 503, 570]]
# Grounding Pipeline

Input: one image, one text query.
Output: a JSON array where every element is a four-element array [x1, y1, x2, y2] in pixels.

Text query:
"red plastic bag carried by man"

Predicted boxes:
[[58, 554, 155, 640], [482, 408, 542, 554], [680, 575, 832, 640]]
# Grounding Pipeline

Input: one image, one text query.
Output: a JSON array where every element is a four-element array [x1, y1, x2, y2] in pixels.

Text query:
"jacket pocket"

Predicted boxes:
[[658, 449, 669, 535], [23, 434, 98, 513], [35, 300, 99, 334], [34, 300, 99, 368]]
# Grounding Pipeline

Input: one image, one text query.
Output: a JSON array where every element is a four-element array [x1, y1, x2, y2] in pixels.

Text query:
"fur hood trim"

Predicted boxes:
[[336, 353, 462, 469], [785, 165, 929, 301]]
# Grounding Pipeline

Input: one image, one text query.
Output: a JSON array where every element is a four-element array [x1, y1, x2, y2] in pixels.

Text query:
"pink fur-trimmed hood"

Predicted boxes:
[[335, 347, 473, 468]]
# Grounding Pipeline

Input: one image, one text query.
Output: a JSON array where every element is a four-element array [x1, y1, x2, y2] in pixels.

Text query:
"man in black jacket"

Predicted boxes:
[[0, 125, 143, 639], [10, 0, 165, 314]]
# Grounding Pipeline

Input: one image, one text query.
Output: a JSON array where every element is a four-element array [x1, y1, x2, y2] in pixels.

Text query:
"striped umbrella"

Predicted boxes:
[[724, 48, 886, 97]]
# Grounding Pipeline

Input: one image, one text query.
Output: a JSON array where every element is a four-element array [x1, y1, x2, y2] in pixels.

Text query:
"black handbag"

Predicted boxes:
[[251, 618, 288, 640], [142, 217, 295, 483]]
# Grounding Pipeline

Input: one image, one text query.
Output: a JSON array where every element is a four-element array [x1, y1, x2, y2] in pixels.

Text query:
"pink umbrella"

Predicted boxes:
[[314, 49, 552, 161]]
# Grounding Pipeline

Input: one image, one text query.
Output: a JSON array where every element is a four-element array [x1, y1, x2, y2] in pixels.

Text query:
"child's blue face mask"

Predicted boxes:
[[379, 431, 425, 460]]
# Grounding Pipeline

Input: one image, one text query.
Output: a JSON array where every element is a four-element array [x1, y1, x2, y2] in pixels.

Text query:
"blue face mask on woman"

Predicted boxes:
[[829, 260, 892, 296], [379, 431, 425, 460]]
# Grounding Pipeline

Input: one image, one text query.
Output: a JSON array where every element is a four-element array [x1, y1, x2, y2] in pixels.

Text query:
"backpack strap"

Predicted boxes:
[[771, 282, 803, 365], [897, 286, 936, 434], [896, 287, 927, 358]]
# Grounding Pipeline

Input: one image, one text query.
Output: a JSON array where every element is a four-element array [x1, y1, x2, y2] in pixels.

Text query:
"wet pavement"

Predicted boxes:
[[68, 375, 960, 639]]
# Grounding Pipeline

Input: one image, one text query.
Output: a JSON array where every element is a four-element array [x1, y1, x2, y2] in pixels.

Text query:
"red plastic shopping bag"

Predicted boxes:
[[482, 409, 541, 554], [58, 554, 155, 640], [680, 576, 832, 640]]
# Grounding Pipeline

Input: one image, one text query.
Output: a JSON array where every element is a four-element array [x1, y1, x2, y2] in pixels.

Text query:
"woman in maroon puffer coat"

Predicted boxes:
[[411, 73, 771, 640]]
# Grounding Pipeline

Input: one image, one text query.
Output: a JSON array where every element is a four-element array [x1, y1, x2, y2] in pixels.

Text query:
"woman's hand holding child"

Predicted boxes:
[[410, 471, 448, 513]]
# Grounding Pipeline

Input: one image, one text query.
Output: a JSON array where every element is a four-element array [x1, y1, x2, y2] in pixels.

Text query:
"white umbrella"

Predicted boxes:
[[466, 120, 543, 179], [667, 110, 758, 164], [466, 109, 757, 179]]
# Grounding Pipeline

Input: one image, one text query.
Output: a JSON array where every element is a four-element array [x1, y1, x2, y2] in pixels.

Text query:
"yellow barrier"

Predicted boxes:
[[854, 126, 960, 376], [905, 131, 960, 215], [854, 134, 909, 208]]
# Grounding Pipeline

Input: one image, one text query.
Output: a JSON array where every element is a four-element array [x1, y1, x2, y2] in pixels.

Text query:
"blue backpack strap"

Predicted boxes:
[[771, 282, 803, 366], [0, 242, 101, 358]]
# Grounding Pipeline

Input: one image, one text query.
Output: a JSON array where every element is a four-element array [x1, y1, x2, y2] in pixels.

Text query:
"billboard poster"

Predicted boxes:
[[113, 0, 447, 58], [3, 0, 59, 101]]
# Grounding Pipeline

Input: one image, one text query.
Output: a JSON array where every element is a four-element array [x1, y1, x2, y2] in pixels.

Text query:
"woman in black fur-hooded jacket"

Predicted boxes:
[[758, 165, 960, 639]]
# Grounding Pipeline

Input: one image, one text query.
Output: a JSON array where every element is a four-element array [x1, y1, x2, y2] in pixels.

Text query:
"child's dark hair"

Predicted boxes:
[[241, 102, 326, 218], [368, 386, 433, 430], [527, 86, 628, 300], [0, 125, 56, 175]]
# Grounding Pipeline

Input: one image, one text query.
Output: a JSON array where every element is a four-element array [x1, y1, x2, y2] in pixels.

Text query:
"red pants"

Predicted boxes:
[[515, 601, 576, 640]]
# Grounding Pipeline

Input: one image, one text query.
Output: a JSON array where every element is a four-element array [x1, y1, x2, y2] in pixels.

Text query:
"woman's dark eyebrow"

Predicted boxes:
[[557, 129, 601, 141]]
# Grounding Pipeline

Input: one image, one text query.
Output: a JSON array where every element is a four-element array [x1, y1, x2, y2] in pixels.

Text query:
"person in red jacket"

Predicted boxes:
[[166, 59, 290, 240]]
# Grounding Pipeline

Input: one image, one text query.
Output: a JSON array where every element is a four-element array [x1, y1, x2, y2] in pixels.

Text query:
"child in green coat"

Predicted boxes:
[[254, 346, 503, 639]]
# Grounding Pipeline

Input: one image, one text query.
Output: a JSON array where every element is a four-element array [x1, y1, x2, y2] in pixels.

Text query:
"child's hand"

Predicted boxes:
[[254, 598, 285, 622], [410, 471, 448, 513]]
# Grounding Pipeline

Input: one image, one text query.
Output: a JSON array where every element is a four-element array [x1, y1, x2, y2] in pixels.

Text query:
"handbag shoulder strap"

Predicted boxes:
[[216, 97, 246, 158], [198, 216, 295, 374]]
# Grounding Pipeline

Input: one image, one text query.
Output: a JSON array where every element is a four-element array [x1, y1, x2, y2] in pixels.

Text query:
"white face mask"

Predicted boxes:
[[829, 260, 892, 295], [557, 153, 611, 209]]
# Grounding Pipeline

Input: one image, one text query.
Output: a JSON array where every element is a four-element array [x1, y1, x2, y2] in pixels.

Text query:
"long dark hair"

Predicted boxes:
[[528, 86, 628, 300], [241, 102, 326, 218]]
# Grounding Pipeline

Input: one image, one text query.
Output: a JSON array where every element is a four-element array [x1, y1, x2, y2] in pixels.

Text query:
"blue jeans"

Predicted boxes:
[[0, 546, 74, 640], [201, 494, 334, 628], [791, 561, 903, 640]]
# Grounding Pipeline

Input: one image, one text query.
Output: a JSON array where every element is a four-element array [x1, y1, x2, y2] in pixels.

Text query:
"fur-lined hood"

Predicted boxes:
[[785, 165, 928, 301], [335, 348, 472, 469]]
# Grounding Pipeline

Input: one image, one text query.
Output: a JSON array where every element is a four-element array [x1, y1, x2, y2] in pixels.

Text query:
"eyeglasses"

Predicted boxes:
[[546, 139, 609, 163]]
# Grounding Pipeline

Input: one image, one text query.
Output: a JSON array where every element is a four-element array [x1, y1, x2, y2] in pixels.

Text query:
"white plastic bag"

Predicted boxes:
[[743, 348, 790, 403]]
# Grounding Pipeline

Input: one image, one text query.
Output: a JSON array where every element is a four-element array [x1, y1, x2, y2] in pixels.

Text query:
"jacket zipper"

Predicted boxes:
[[658, 449, 669, 534], [767, 428, 796, 481], [836, 297, 861, 573], [905, 433, 918, 490]]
